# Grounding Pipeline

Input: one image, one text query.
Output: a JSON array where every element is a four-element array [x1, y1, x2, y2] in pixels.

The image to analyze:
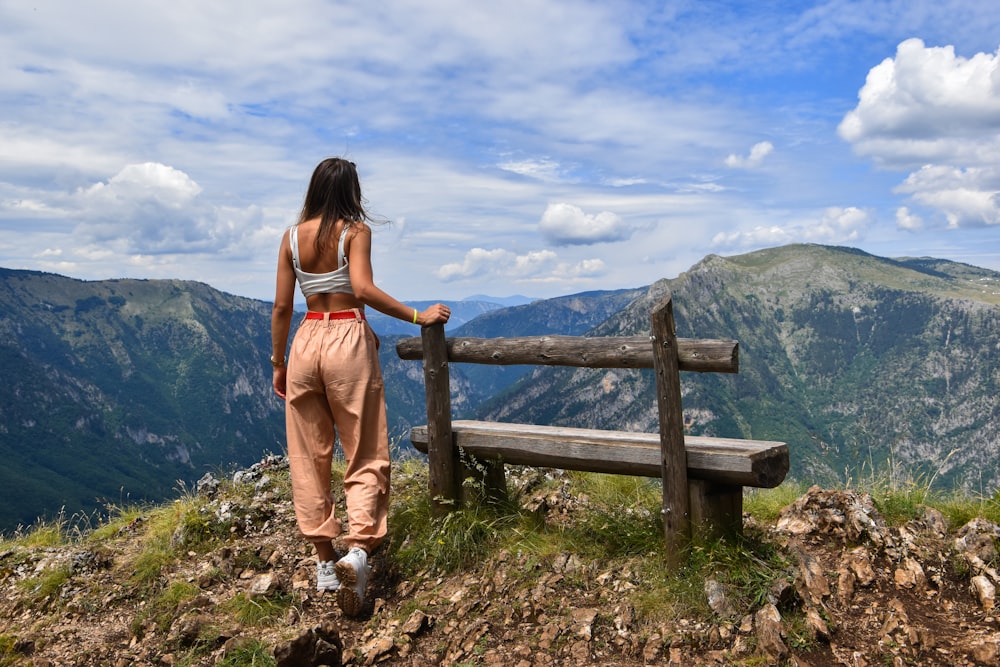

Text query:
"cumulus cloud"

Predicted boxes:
[[436, 247, 605, 284], [712, 206, 871, 249], [896, 206, 924, 231], [724, 141, 774, 169], [839, 39, 1000, 230], [711, 225, 793, 248], [894, 165, 1000, 228], [436, 248, 514, 281], [538, 202, 632, 246], [80, 162, 202, 208], [72, 162, 257, 254], [804, 206, 870, 241], [839, 39, 1000, 167]]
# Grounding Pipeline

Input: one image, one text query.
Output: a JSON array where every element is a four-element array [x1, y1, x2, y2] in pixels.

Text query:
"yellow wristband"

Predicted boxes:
[[412, 308, 418, 324]]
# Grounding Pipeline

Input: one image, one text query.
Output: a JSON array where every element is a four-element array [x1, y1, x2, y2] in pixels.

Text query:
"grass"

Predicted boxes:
[[216, 639, 277, 667], [125, 479, 245, 592], [559, 472, 664, 558], [131, 580, 202, 636], [85, 503, 151, 544], [629, 526, 794, 625], [0, 634, 22, 667], [222, 592, 295, 627], [744, 481, 808, 524], [388, 461, 802, 630], [389, 472, 532, 574], [2, 510, 72, 549], [841, 449, 1000, 528], [16, 563, 72, 609]]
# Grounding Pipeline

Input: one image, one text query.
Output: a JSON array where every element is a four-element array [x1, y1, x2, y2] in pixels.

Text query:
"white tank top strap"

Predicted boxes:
[[290, 226, 302, 269], [337, 223, 350, 269]]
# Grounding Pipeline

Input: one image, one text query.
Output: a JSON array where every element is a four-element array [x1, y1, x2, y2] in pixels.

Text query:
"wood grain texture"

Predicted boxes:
[[396, 335, 738, 373]]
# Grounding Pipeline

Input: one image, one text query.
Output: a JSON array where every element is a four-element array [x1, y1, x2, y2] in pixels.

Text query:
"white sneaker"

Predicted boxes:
[[316, 560, 340, 591], [334, 547, 370, 616]]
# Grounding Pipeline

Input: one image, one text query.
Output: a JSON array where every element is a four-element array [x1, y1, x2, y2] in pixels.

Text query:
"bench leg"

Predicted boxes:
[[688, 480, 743, 539], [460, 453, 508, 505]]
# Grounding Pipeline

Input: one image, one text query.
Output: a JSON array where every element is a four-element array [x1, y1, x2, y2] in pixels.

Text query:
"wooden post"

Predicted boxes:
[[421, 323, 460, 513], [650, 294, 690, 564], [688, 480, 743, 539], [460, 455, 509, 506]]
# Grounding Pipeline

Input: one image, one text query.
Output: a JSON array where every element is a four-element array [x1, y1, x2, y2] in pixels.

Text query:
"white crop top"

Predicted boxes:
[[289, 224, 354, 298]]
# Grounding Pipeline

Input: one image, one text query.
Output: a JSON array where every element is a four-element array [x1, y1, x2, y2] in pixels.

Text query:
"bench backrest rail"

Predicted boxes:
[[396, 334, 738, 373]]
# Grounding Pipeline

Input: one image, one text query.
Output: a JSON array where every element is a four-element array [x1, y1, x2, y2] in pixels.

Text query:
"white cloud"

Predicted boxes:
[[894, 165, 1000, 228], [896, 206, 924, 231], [497, 159, 565, 182], [725, 141, 774, 169], [512, 249, 560, 275], [538, 202, 632, 246], [839, 38, 1000, 168], [606, 177, 648, 187], [80, 163, 202, 208], [804, 206, 871, 242], [436, 248, 514, 280], [711, 225, 793, 249], [839, 38, 1000, 233], [435, 246, 605, 285], [63, 162, 268, 257], [712, 206, 871, 249]]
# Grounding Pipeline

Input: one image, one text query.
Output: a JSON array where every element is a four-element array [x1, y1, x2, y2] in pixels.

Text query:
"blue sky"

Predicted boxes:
[[2, 1, 1000, 304]]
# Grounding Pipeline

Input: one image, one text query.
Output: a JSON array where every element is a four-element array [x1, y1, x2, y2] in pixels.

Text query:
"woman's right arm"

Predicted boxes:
[[347, 223, 451, 326], [271, 229, 296, 399]]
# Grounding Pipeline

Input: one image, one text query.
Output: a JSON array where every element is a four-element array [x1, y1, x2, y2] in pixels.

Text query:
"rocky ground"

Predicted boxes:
[[1, 458, 999, 666]]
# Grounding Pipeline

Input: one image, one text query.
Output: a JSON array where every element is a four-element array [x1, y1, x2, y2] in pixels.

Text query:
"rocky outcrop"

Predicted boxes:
[[2, 462, 999, 666], [768, 485, 1000, 665]]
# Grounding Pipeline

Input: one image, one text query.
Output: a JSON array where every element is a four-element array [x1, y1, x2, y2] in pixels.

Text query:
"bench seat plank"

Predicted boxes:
[[410, 420, 788, 489]]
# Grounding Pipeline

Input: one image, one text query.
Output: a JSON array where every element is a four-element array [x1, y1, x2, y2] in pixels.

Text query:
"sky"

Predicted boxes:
[[2, 1, 1000, 305]]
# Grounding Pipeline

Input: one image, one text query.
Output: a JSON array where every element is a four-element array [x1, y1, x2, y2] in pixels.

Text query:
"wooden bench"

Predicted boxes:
[[396, 293, 789, 563]]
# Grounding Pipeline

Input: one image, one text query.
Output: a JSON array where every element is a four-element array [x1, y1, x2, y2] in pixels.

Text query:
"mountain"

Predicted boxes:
[[2, 244, 998, 531], [478, 244, 1000, 492], [461, 293, 537, 307], [0, 269, 285, 530]]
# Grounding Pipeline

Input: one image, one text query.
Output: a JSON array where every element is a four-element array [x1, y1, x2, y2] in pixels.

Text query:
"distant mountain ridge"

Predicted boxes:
[[365, 299, 505, 335], [2, 244, 998, 531], [461, 294, 537, 307]]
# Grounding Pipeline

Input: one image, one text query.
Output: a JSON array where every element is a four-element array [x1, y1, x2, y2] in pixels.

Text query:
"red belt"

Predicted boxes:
[[305, 310, 365, 320]]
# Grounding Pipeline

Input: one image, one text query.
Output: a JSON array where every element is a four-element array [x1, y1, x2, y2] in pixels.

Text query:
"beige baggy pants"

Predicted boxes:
[[284, 311, 390, 554]]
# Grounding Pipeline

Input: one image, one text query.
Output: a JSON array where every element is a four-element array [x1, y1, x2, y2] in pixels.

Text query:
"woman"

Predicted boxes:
[[270, 158, 450, 616]]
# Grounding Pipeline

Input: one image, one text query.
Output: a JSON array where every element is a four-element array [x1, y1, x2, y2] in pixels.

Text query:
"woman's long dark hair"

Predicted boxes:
[[297, 158, 371, 256]]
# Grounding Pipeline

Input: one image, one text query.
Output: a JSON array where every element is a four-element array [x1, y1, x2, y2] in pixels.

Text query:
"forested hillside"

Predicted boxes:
[[0, 270, 284, 530]]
